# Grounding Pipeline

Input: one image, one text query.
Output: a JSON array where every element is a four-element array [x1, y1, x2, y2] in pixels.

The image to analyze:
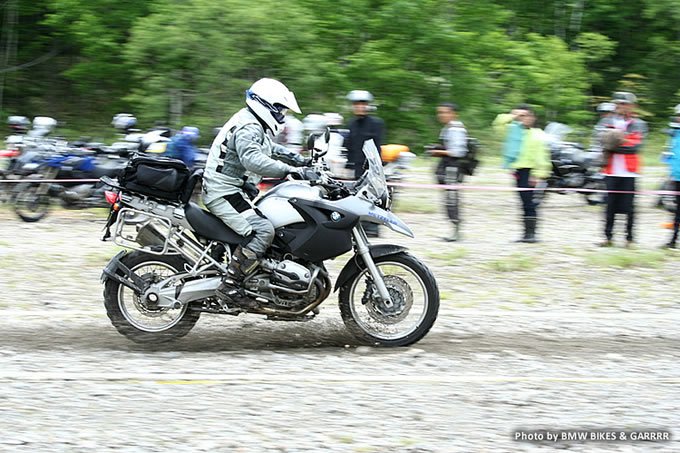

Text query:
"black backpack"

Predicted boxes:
[[462, 137, 480, 176]]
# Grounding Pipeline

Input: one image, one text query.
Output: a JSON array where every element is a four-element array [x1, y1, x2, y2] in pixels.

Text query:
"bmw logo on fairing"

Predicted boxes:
[[330, 211, 341, 222]]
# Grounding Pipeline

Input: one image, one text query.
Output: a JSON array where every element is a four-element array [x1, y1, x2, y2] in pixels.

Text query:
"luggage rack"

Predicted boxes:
[[113, 207, 175, 255]]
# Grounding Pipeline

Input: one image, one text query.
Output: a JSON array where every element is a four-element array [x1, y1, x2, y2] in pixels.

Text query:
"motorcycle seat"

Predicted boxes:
[[184, 202, 244, 245], [91, 165, 123, 179]]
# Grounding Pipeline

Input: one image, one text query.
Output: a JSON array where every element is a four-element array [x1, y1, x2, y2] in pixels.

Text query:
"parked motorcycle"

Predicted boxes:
[[99, 133, 439, 346], [533, 123, 607, 206], [12, 148, 126, 222]]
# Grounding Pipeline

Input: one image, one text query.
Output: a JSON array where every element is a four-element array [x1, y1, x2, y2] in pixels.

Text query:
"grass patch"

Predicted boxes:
[[393, 197, 439, 214], [427, 248, 467, 262], [586, 249, 667, 269], [85, 246, 124, 265], [487, 254, 537, 272]]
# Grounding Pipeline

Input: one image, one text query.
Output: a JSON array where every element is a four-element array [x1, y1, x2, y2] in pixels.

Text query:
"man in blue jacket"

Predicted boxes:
[[165, 126, 200, 168]]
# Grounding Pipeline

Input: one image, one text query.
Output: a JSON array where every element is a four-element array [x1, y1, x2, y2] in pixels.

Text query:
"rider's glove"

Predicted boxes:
[[289, 167, 320, 181], [242, 181, 260, 200]]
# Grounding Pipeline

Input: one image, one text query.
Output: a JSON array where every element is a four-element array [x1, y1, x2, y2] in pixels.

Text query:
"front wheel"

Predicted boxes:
[[103, 251, 200, 344], [14, 183, 50, 222], [339, 252, 439, 347]]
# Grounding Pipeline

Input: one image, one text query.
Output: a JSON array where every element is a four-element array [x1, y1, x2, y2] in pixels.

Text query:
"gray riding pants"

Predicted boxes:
[[204, 191, 274, 257]]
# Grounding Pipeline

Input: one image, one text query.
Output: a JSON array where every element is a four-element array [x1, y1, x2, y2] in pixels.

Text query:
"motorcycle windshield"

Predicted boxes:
[[357, 139, 388, 203]]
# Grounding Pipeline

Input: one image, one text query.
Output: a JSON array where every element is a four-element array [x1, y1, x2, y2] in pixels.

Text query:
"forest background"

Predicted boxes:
[[1, 0, 680, 154]]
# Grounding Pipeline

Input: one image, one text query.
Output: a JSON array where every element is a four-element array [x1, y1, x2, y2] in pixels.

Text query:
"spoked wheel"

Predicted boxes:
[[339, 252, 439, 346], [14, 183, 50, 222], [103, 251, 200, 344]]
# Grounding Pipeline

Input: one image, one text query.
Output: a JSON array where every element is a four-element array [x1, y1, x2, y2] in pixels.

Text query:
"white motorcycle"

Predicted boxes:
[[99, 132, 439, 346]]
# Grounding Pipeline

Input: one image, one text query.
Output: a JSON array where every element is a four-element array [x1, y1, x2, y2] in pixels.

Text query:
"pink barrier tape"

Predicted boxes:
[[386, 181, 680, 196], [2, 177, 678, 196], [0, 178, 100, 183]]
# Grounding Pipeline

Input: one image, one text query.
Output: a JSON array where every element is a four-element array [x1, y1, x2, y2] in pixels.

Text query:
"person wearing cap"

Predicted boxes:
[[426, 102, 468, 242], [662, 104, 680, 248], [344, 90, 384, 179], [275, 111, 304, 154], [599, 91, 646, 247], [592, 102, 616, 149], [344, 90, 384, 237], [164, 126, 200, 168], [493, 105, 551, 243]]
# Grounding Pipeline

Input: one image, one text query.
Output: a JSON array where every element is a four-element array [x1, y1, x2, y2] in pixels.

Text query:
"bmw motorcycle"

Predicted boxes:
[[99, 135, 439, 346], [12, 148, 126, 222]]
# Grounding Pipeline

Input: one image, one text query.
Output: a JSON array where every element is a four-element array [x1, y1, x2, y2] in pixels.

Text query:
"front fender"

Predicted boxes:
[[334, 244, 408, 292]]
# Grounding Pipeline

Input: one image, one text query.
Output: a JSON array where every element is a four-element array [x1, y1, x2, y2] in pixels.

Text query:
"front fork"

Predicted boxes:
[[352, 226, 394, 307]]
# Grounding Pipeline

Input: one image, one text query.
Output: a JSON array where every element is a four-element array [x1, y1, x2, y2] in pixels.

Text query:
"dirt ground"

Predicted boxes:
[[0, 165, 679, 451]]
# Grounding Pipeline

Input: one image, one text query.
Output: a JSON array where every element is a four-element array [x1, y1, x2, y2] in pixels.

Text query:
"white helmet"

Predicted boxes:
[[597, 102, 616, 113], [674, 104, 680, 115], [246, 78, 301, 136], [346, 90, 373, 103]]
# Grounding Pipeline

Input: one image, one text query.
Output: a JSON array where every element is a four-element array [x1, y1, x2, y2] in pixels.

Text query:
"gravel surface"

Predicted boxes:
[[1, 168, 679, 451]]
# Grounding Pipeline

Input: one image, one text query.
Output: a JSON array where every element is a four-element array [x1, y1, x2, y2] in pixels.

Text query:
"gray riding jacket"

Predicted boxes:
[[203, 108, 305, 205]]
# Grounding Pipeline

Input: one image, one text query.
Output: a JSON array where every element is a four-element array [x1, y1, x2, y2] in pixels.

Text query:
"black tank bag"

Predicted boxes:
[[120, 154, 190, 202]]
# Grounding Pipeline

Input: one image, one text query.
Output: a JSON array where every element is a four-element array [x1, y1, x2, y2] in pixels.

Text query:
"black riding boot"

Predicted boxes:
[[516, 216, 537, 243], [442, 222, 460, 242], [216, 246, 259, 309]]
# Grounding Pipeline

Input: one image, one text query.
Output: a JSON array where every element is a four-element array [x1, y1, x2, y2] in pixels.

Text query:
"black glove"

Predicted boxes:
[[289, 167, 319, 181], [242, 181, 259, 200], [300, 157, 313, 167]]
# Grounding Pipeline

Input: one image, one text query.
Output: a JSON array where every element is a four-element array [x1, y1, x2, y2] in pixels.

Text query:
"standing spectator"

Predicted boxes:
[[599, 92, 646, 247], [164, 126, 200, 169], [493, 105, 551, 243], [662, 104, 680, 248], [275, 111, 304, 154], [344, 90, 384, 237], [426, 102, 468, 242], [592, 102, 616, 149]]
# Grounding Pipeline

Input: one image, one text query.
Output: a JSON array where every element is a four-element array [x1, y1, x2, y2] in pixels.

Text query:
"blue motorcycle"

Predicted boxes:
[[13, 149, 126, 222]]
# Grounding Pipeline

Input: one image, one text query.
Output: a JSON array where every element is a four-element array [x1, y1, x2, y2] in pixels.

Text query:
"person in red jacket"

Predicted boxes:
[[600, 92, 646, 247]]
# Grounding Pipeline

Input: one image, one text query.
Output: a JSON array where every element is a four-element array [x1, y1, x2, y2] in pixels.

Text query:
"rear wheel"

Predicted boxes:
[[339, 252, 439, 347], [103, 251, 200, 344]]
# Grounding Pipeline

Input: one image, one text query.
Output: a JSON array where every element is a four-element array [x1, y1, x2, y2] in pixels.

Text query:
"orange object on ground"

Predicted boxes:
[[381, 144, 409, 163]]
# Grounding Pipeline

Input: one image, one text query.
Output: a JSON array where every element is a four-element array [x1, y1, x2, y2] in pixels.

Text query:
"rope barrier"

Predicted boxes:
[[1, 177, 679, 196]]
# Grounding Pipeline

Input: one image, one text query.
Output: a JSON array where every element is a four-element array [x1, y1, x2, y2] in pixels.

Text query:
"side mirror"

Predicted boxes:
[[306, 132, 321, 152], [324, 127, 331, 143]]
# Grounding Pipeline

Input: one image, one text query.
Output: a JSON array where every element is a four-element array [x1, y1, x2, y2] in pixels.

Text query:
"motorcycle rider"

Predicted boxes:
[[344, 90, 384, 237], [493, 105, 551, 243], [426, 102, 468, 242], [599, 92, 646, 247], [662, 104, 680, 248], [202, 78, 312, 309], [164, 126, 200, 169]]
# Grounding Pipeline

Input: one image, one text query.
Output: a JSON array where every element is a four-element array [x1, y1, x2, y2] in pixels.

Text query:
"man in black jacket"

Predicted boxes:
[[343, 90, 385, 237], [344, 90, 385, 179]]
